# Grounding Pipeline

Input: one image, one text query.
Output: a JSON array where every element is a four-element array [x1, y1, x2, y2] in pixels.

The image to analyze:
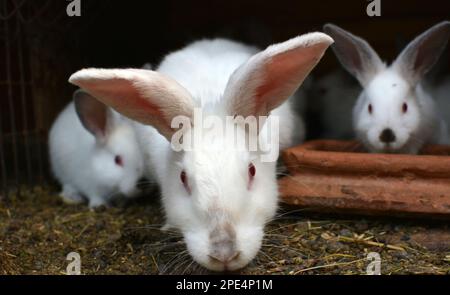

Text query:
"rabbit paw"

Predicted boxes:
[[88, 197, 108, 209], [60, 185, 84, 205]]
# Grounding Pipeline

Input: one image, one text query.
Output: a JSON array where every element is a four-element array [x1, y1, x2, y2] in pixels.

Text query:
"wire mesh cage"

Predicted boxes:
[[0, 0, 105, 197]]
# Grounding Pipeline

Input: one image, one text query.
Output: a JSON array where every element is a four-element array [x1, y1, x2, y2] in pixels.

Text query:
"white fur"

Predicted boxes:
[[353, 69, 448, 153], [69, 34, 332, 271], [325, 22, 450, 154], [48, 96, 144, 208]]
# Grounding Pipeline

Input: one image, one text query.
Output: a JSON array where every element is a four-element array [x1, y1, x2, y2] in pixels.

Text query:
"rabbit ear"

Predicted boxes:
[[69, 69, 195, 141], [224, 32, 333, 119], [323, 24, 384, 86], [74, 89, 112, 141], [393, 21, 450, 85]]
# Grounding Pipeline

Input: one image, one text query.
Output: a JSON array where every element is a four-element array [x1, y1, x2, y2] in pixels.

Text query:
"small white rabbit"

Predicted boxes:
[[324, 21, 450, 154], [68, 34, 333, 271], [48, 90, 144, 208]]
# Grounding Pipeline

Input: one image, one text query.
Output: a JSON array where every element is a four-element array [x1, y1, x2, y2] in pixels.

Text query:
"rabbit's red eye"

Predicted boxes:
[[248, 163, 256, 190], [180, 171, 187, 184], [402, 103, 408, 113], [180, 170, 191, 194], [115, 155, 123, 167], [368, 104, 373, 114], [248, 163, 256, 178]]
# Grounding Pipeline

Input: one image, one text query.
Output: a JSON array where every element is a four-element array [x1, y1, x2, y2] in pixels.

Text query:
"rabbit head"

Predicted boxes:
[[69, 33, 333, 271], [74, 90, 144, 197], [324, 21, 450, 153]]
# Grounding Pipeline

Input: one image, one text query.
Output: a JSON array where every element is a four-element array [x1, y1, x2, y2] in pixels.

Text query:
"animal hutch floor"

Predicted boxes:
[[0, 186, 449, 275]]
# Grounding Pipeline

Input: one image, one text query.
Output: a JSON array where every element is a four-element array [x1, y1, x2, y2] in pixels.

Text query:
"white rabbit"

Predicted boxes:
[[48, 89, 144, 208], [324, 21, 450, 154], [68, 34, 333, 271]]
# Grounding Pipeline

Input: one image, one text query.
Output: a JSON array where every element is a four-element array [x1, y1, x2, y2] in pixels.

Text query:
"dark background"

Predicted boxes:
[[0, 0, 450, 186], [3, 0, 450, 134]]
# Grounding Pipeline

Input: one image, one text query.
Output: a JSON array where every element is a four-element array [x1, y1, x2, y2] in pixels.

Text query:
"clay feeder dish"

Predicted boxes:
[[278, 140, 450, 219]]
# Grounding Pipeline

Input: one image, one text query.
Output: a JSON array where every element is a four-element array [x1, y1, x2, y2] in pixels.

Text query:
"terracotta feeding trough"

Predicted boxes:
[[278, 140, 450, 219]]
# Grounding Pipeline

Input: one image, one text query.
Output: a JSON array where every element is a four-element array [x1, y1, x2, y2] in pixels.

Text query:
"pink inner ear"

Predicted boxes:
[[71, 69, 196, 140], [74, 90, 109, 138], [75, 77, 168, 130], [81, 99, 108, 138], [255, 44, 325, 113]]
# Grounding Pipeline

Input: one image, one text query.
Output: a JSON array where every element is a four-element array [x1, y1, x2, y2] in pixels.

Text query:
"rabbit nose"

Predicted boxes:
[[379, 128, 396, 143], [208, 250, 241, 266]]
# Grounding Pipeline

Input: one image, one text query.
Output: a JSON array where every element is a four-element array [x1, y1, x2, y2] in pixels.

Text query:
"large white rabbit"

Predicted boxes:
[[49, 90, 144, 208], [324, 21, 450, 154], [69, 34, 333, 271]]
